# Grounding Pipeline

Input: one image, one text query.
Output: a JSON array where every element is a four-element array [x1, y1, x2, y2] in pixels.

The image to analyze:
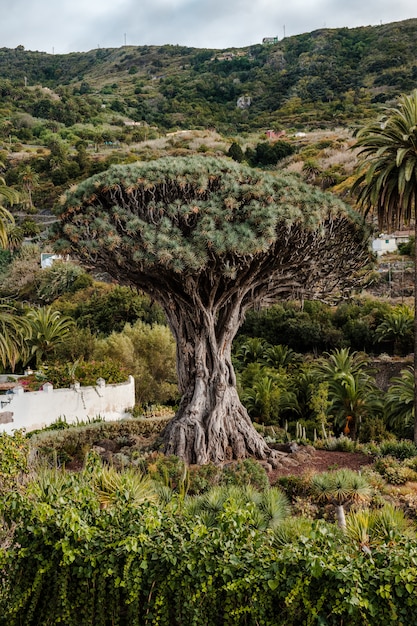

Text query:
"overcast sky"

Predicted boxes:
[[1, 0, 416, 54]]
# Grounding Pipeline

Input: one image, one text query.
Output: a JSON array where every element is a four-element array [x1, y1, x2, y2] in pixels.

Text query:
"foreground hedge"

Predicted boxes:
[[1, 480, 417, 626]]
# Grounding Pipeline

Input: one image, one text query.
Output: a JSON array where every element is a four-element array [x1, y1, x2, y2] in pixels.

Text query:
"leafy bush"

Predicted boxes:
[[0, 430, 29, 492], [20, 358, 129, 390], [37, 261, 92, 303], [373, 456, 417, 485], [378, 440, 417, 460], [276, 474, 312, 501], [3, 475, 417, 625], [93, 320, 178, 405], [219, 457, 269, 491], [317, 434, 360, 452], [27, 417, 170, 465], [358, 417, 393, 443]]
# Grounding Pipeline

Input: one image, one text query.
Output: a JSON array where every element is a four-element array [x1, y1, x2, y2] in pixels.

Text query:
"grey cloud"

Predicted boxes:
[[0, 0, 415, 53]]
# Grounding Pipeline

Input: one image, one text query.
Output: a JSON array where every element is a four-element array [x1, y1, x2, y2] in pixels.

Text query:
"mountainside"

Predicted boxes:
[[1, 19, 417, 134]]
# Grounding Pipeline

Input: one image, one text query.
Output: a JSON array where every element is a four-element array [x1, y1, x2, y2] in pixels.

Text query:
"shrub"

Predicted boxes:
[[378, 440, 417, 460], [276, 474, 312, 501], [373, 456, 417, 485], [219, 457, 269, 491], [20, 358, 129, 390], [37, 261, 91, 303], [0, 430, 29, 492]]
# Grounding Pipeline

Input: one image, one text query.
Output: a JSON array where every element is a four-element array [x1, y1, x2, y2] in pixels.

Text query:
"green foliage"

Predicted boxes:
[[0, 301, 31, 371], [318, 434, 359, 452], [25, 305, 75, 367], [358, 417, 392, 444], [373, 456, 417, 485], [313, 348, 382, 439], [20, 358, 129, 390], [0, 430, 29, 492], [246, 140, 295, 166], [219, 458, 270, 491], [377, 439, 417, 460], [346, 503, 416, 549], [93, 320, 178, 405], [36, 261, 92, 303], [227, 141, 244, 162], [27, 417, 170, 465], [397, 236, 415, 256], [56, 284, 165, 335], [144, 455, 270, 494], [4, 467, 417, 625], [375, 305, 414, 356], [385, 368, 414, 438]]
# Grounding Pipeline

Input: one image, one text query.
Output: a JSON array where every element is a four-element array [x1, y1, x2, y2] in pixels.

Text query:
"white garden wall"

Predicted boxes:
[[0, 376, 135, 434]]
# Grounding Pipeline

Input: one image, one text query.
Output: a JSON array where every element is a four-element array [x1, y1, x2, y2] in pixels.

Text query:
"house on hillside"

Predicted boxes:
[[372, 230, 412, 256]]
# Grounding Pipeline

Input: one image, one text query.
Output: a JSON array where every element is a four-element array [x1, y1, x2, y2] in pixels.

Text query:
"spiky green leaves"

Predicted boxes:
[[353, 89, 417, 229], [57, 156, 363, 277]]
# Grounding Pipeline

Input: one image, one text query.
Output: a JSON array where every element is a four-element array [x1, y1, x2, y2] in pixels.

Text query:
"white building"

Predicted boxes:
[[372, 230, 412, 257]]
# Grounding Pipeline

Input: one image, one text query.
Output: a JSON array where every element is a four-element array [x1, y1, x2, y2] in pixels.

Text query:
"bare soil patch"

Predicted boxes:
[[269, 449, 373, 484]]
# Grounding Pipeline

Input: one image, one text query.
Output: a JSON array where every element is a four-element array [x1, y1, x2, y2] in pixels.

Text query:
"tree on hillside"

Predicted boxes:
[[353, 89, 417, 444], [54, 156, 371, 464]]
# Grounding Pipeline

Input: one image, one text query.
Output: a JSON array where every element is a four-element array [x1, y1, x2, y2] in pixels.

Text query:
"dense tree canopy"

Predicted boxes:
[[55, 156, 371, 464]]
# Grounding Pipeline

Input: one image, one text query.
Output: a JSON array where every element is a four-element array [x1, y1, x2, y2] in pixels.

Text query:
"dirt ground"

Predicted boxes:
[[268, 449, 374, 483]]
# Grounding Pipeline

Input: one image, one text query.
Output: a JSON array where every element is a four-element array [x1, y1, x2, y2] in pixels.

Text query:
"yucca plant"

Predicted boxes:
[[346, 503, 415, 550], [92, 466, 158, 509], [311, 468, 373, 530], [182, 484, 290, 530]]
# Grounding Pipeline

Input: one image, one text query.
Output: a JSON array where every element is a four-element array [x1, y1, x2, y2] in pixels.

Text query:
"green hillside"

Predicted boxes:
[[1, 18, 417, 134]]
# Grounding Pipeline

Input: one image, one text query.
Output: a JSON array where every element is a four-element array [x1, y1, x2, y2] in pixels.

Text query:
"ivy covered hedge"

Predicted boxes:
[[1, 470, 417, 626]]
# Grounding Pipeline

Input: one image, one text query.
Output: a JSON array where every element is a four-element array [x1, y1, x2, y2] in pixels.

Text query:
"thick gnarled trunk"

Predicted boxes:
[[163, 377, 270, 465], [161, 302, 270, 465]]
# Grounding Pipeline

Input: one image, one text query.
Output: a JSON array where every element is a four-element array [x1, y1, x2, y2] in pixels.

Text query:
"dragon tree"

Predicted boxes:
[[55, 156, 371, 465]]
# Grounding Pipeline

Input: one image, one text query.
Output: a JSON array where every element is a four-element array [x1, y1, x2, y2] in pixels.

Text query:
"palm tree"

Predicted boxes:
[[0, 302, 31, 372], [314, 348, 382, 439], [264, 344, 302, 370], [26, 306, 75, 367], [19, 165, 39, 213], [353, 89, 417, 443], [0, 174, 18, 249], [385, 367, 414, 437], [375, 304, 414, 356]]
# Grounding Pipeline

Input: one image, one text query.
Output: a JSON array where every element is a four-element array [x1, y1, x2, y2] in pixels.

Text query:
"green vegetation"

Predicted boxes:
[[354, 89, 417, 444], [2, 431, 417, 624], [2, 24, 417, 623]]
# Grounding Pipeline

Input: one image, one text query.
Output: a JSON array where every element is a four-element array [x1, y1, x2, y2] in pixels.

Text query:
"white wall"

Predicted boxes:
[[0, 376, 135, 434], [372, 237, 397, 256]]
